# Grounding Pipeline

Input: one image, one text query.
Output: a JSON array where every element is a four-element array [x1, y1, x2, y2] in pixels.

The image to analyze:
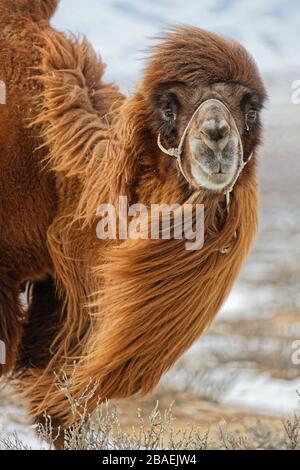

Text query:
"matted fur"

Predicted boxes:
[[0, 0, 58, 22], [0, 0, 60, 376], [0, 1, 266, 430]]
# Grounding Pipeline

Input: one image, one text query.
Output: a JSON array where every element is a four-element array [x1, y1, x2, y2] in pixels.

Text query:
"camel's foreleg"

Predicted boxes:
[[0, 272, 24, 375]]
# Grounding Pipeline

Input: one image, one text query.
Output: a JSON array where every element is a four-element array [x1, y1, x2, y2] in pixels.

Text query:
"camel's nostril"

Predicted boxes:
[[218, 120, 230, 139], [200, 118, 230, 143]]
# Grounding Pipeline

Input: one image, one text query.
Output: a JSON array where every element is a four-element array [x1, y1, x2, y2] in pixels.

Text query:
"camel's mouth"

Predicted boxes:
[[187, 132, 240, 191]]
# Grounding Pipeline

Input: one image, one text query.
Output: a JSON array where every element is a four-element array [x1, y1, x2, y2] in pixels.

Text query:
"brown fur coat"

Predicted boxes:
[[0, 0, 266, 428]]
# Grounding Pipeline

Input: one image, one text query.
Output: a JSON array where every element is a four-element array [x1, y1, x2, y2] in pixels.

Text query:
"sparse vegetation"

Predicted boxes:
[[0, 382, 299, 450], [0, 405, 300, 450]]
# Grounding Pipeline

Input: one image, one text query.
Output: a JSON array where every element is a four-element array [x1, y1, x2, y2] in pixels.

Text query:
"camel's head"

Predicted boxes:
[[143, 27, 267, 192]]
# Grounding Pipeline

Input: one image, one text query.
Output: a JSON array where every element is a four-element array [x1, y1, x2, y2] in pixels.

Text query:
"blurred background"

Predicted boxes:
[[1, 0, 300, 448]]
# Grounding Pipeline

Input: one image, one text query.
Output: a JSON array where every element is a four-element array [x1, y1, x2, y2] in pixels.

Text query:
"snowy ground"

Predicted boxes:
[[1, 0, 300, 448]]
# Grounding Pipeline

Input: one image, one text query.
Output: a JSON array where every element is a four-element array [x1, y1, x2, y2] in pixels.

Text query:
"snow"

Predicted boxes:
[[0, 395, 48, 449], [220, 285, 277, 320], [222, 371, 300, 415]]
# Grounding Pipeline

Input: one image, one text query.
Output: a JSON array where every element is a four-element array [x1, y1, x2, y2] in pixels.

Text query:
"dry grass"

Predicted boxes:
[[1, 404, 299, 450], [0, 374, 299, 450]]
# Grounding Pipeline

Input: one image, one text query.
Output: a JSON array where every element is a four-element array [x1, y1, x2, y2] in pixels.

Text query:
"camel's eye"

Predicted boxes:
[[163, 106, 176, 121], [245, 108, 257, 132], [247, 108, 257, 122]]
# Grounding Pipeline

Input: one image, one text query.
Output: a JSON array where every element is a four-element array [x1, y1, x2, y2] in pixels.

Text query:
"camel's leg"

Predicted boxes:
[[16, 276, 67, 449], [17, 276, 61, 370], [0, 272, 24, 375]]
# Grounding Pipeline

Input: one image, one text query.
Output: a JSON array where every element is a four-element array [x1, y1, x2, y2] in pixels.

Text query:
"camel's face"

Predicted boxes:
[[152, 82, 264, 192]]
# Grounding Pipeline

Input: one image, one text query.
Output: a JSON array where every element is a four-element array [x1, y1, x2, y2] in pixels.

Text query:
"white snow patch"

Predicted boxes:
[[222, 371, 300, 415]]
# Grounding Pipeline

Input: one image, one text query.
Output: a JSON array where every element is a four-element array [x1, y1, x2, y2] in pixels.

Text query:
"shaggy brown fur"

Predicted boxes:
[[0, 0, 60, 374], [0, 1, 266, 435]]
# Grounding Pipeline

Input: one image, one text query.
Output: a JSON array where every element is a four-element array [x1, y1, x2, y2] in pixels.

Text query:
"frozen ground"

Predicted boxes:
[[1, 0, 300, 448], [0, 387, 46, 449]]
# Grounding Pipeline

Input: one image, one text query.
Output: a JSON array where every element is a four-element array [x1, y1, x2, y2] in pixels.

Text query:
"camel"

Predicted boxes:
[[0, 0, 267, 443]]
